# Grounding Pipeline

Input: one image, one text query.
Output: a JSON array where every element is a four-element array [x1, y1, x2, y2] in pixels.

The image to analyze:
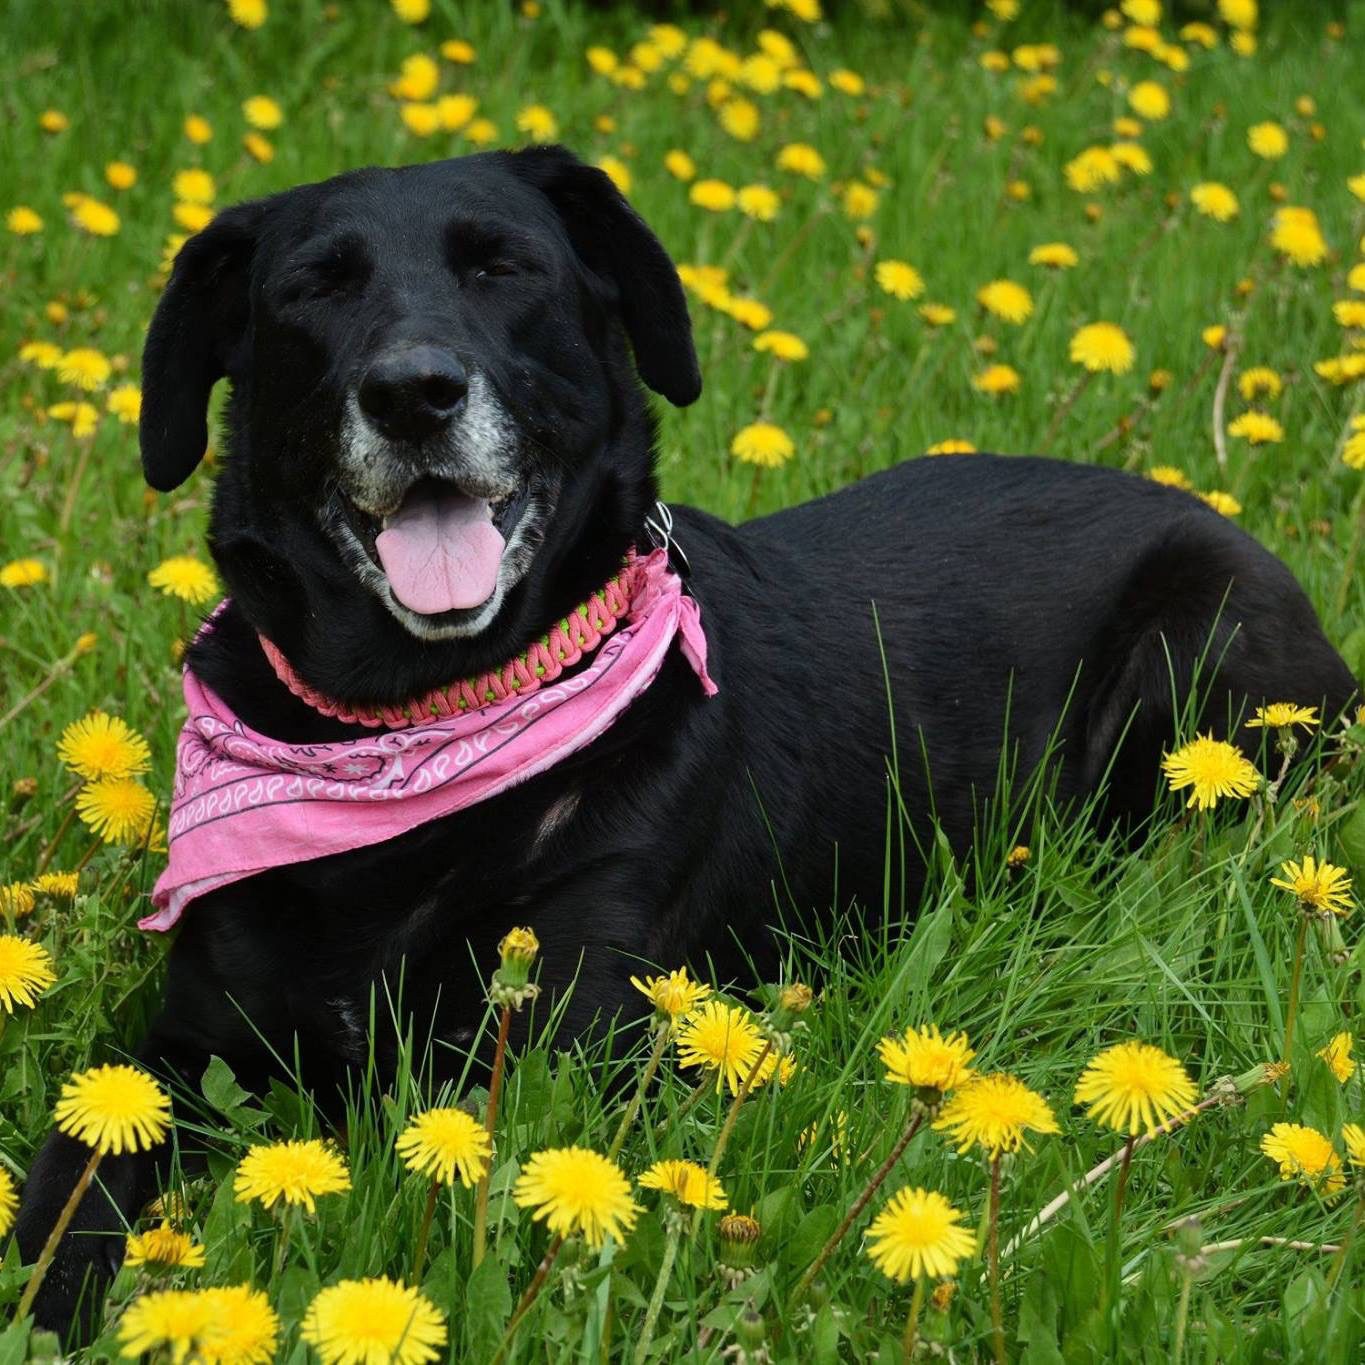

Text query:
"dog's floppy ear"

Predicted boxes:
[[508, 145, 701, 407], [139, 199, 270, 491]]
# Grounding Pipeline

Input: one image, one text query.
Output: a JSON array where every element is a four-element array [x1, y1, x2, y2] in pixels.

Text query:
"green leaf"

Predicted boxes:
[[785, 1203, 839, 1276], [464, 1252, 513, 1359], [201, 1054, 252, 1114], [0, 1320, 30, 1365], [1338, 800, 1365, 872]]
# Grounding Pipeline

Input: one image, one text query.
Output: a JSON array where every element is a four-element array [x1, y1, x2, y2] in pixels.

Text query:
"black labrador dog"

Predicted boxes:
[[17, 146, 1357, 1333]]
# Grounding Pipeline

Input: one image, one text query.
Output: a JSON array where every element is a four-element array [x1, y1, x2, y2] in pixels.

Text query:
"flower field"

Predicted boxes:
[[3, 0, 1365, 1359]]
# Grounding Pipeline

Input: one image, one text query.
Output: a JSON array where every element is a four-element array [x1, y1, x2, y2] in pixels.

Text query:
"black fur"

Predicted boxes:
[[17, 148, 1357, 1336]]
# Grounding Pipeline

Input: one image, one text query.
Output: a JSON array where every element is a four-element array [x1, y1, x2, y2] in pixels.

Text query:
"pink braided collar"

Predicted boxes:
[[259, 555, 646, 730]]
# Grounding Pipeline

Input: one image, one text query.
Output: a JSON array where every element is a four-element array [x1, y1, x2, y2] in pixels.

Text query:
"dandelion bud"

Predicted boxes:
[[10, 776, 38, 807], [1006, 844, 1031, 871], [735, 1305, 768, 1351], [779, 983, 813, 1015], [1172, 1215, 1207, 1275], [74, 632, 98, 655], [490, 926, 541, 1009], [931, 1280, 957, 1311], [718, 1213, 762, 1270]]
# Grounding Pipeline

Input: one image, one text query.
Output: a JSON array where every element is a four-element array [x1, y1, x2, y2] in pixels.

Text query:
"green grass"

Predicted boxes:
[[3, 0, 1365, 1359]]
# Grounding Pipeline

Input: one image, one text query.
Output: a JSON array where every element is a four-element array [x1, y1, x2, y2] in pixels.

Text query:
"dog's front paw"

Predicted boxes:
[[14, 1132, 142, 1344]]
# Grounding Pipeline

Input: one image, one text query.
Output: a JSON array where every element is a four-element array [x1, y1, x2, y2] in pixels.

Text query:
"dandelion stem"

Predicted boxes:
[[1210, 328, 1241, 473], [988, 1153, 1006, 1365], [692, 1041, 774, 1239], [633, 1210, 684, 1365], [1042, 370, 1093, 450], [491, 1233, 564, 1365], [607, 1021, 671, 1163], [411, 1177, 439, 1283], [15, 1147, 102, 1323], [0, 638, 90, 735], [1280, 912, 1309, 1083], [1172, 1266, 1193, 1365], [791, 1107, 925, 1306], [902, 1274, 926, 1359], [34, 793, 81, 875], [1103, 1135, 1136, 1348], [472, 1003, 512, 1269]]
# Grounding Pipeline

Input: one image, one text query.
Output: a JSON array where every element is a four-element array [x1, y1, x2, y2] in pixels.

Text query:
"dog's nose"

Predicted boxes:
[[358, 346, 468, 441]]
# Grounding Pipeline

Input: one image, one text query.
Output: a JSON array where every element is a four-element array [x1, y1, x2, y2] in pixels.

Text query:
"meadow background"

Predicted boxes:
[[3, 0, 1365, 1359]]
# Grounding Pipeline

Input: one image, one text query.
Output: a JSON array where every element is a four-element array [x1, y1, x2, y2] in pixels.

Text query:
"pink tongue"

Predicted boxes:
[[375, 487, 506, 614]]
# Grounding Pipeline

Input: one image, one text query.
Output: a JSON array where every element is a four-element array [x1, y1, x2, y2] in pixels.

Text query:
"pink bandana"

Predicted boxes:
[[145, 549, 716, 931]]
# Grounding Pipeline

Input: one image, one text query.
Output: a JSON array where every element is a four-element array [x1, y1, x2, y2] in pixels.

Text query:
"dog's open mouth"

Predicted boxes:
[[340, 477, 531, 616]]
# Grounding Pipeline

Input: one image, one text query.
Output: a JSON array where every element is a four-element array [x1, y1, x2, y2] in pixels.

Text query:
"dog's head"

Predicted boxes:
[[141, 147, 699, 698]]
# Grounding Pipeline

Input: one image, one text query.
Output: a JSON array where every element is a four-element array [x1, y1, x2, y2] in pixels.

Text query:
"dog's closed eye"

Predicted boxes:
[[277, 235, 372, 306], [446, 218, 543, 284]]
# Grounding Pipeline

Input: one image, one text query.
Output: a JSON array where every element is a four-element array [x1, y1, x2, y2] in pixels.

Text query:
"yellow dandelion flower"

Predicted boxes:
[[630, 967, 710, 1020], [76, 777, 156, 844], [1065, 146, 1121, 193], [1271, 206, 1327, 266], [58, 348, 111, 390], [1316, 1032, 1355, 1084], [829, 67, 865, 96], [227, 0, 268, 29], [1148, 465, 1193, 489], [737, 184, 780, 222], [919, 303, 956, 326], [1245, 703, 1318, 732], [48, 399, 101, 437], [1110, 141, 1152, 175], [8, 206, 43, 235], [125, 1222, 207, 1270], [1248, 121, 1288, 159], [1, 557, 47, 588], [71, 197, 119, 235], [512, 1146, 640, 1248], [1227, 410, 1284, 444], [148, 555, 220, 605], [1128, 81, 1170, 120], [926, 439, 977, 456], [866, 1187, 977, 1283], [59, 711, 151, 781], [400, 103, 439, 138], [730, 422, 794, 469], [972, 363, 1022, 395], [1334, 300, 1365, 329], [1237, 367, 1282, 402], [33, 871, 79, 900], [118, 1289, 214, 1360], [1070, 322, 1135, 375], [639, 1159, 728, 1210], [242, 95, 283, 130], [753, 330, 808, 363], [976, 279, 1032, 324], [676, 1000, 766, 1092], [39, 108, 69, 133], [933, 1073, 1060, 1157], [725, 297, 773, 330], [875, 260, 925, 301], [719, 98, 760, 143], [690, 179, 736, 213], [105, 160, 137, 189], [1161, 734, 1259, 809], [1029, 241, 1078, 269], [395, 1107, 491, 1188], [234, 1139, 351, 1212], [303, 1278, 445, 1365], [389, 53, 439, 101], [243, 131, 274, 163], [0, 1168, 16, 1239], [54, 1063, 170, 1154], [841, 182, 879, 219], [1270, 856, 1353, 916], [1200, 489, 1242, 517], [0, 934, 57, 1013], [391, 0, 429, 22], [1074, 1041, 1197, 1136], [1, 883, 36, 919], [516, 104, 558, 140], [1190, 182, 1239, 222], [196, 1284, 280, 1364], [172, 169, 215, 205], [775, 143, 825, 179], [1344, 1124, 1365, 1167], [108, 383, 142, 424], [663, 149, 696, 182], [878, 1024, 974, 1094], [184, 113, 214, 143], [1260, 1122, 1344, 1195], [596, 156, 631, 196], [441, 38, 475, 63]]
